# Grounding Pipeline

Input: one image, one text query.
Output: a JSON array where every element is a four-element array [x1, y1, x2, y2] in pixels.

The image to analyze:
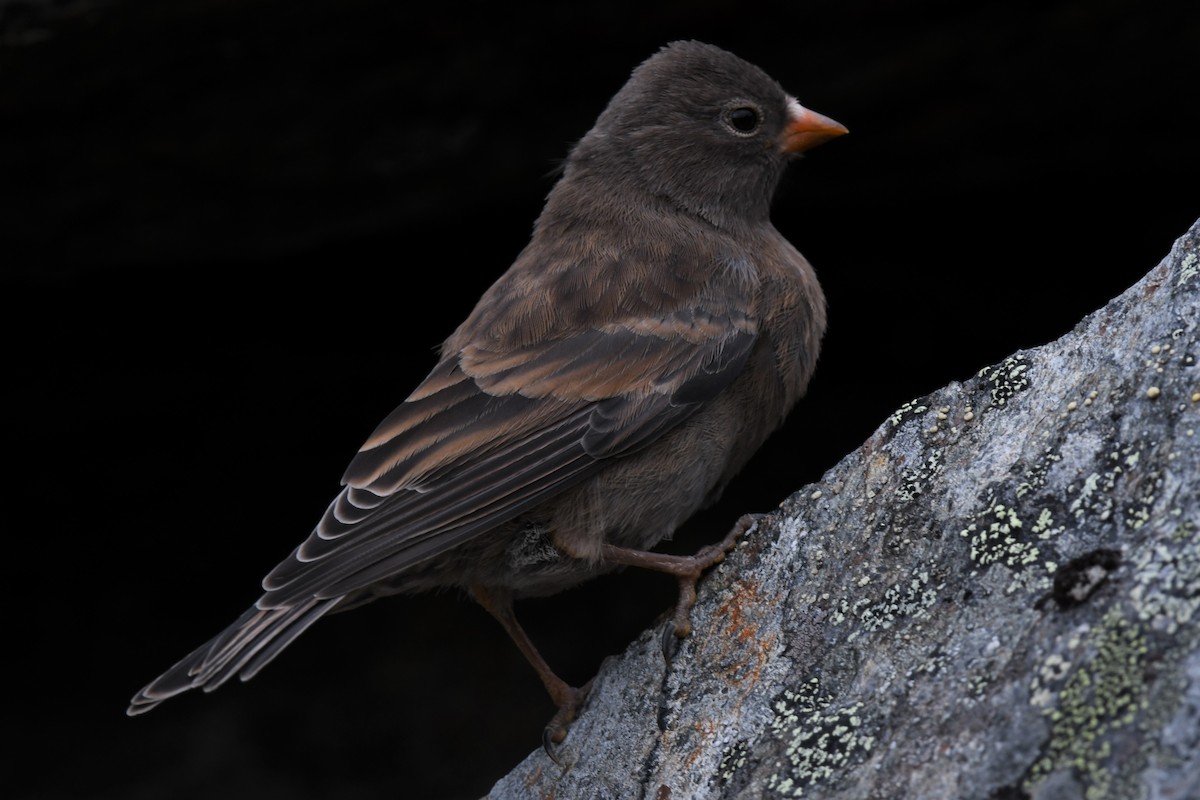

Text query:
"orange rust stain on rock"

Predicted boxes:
[[1142, 267, 1165, 298], [682, 718, 719, 771], [712, 578, 778, 686], [522, 765, 543, 788]]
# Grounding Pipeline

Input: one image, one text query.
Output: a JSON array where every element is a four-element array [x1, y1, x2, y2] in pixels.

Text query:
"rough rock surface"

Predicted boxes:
[[488, 219, 1200, 799]]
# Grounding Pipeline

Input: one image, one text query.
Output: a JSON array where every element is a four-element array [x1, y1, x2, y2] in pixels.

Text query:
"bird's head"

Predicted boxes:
[[560, 40, 847, 230]]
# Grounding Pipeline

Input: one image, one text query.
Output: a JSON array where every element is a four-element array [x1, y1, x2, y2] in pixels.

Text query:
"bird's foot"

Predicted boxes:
[[542, 679, 594, 764], [592, 513, 761, 661], [661, 513, 761, 656]]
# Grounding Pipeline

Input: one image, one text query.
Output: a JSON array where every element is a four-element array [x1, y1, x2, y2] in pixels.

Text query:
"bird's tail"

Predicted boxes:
[[126, 596, 340, 715]]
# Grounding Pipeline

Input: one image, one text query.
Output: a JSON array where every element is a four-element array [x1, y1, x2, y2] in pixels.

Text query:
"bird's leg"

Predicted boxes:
[[470, 584, 591, 762], [598, 513, 761, 647]]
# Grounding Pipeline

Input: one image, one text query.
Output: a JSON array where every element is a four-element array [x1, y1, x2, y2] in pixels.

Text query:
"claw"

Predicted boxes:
[[661, 620, 679, 662], [542, 726, 564, 765], [539, 679, 593, 763]]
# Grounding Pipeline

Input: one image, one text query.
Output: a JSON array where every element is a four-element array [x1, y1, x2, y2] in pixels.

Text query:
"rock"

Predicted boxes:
[[487, 218, 1200, 799]]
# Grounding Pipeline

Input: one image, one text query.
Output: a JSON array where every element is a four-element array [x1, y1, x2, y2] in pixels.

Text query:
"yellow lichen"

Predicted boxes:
[[1025, 609, 1148, 798]]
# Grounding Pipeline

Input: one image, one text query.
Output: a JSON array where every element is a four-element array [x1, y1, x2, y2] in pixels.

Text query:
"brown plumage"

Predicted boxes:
[[127, 40, 845, 747]]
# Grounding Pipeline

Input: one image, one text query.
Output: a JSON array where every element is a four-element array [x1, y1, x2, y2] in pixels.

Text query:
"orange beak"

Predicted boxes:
[[782, 100, 848, 154]]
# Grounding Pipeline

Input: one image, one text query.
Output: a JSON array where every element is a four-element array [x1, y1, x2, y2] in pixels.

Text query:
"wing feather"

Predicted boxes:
[[260, 301, 760, 606]]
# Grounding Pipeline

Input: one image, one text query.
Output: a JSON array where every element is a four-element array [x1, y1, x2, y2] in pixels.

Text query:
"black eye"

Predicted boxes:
[[727, 106, 760, 133]]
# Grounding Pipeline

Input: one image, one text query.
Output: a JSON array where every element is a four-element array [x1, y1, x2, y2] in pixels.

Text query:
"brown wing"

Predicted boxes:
[[259, 304, 759, 607]]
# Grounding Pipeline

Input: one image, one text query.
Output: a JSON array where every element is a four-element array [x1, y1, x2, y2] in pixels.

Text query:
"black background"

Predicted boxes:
[[5, 1, 1199, 798]]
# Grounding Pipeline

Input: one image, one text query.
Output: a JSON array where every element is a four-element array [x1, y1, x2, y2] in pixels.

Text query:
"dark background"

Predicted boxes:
[[5, 1, 1198, 798]]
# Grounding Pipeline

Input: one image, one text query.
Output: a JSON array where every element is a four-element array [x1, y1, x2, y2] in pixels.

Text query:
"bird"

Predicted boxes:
[[127, 40, 846, 751]]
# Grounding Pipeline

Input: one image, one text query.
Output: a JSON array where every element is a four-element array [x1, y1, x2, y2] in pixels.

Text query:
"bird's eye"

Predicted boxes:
[[727, 106, 760, 134]]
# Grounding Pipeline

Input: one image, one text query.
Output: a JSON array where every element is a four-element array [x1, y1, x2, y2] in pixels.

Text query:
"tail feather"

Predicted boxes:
[[240, 599, 339, 681], [126, 597, 340, 716]]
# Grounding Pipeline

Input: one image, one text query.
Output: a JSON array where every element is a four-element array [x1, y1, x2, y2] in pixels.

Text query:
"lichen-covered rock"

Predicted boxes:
[[487, 218, 1200, 800]]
